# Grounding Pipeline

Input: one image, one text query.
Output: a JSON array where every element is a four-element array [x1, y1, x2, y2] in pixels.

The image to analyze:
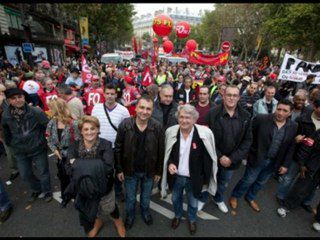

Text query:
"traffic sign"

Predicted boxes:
[[22, 43, 34, 53], [221, 41, 231, 52]]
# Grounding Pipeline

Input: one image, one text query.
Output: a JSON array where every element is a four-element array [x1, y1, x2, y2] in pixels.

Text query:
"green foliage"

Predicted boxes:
[[60, 3, 135, 52]]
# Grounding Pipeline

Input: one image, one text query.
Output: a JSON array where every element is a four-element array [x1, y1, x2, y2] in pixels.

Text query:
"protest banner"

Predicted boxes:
[[279, 53, 320, 84]]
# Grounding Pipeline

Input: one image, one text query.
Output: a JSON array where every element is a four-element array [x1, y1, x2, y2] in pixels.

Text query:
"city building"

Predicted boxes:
[[0, 3, 81, 66]]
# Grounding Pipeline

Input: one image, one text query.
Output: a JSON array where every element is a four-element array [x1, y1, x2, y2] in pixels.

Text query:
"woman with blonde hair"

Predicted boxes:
[[46, 98, 80, 201]]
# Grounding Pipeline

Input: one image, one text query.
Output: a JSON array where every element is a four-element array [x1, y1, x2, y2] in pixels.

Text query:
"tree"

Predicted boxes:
[[60, 3, 135, 52]]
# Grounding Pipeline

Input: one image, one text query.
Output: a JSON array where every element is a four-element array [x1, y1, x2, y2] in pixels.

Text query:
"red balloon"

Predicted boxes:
[[163, 40, 174, 53], [152, 14, 173, 37], [153, 37, 158, 43], [186, 39, 197, 52], [176, 21, 191, 39], [162, 36, 169, 42]]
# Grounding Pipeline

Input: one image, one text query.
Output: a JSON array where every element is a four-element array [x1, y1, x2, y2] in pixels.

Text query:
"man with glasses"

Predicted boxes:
[[204, 85, 252, 213]]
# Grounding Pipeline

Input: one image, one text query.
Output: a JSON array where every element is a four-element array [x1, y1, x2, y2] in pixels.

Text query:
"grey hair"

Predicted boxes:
[[159, 83, 173, 93], [175, 104, 199, 121], [294, 89, 308, 99]]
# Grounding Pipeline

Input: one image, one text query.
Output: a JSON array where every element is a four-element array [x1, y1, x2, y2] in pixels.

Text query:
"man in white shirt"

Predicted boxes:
[[91, 83, 130, 200], [161, 104, 218, 235]]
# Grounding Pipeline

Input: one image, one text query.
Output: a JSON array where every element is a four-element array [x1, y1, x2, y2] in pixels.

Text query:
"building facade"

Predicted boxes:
[[0, 3, 81, 67]]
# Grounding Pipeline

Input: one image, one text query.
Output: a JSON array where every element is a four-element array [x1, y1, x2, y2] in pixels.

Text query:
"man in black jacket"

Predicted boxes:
[[205, 85, 252, 213], [2, 88, 52, 203], [151, 84, 178, 130], [277, 99, 320, 218], [229, 99, 298, 212], [175, 76, 196, 105], [115, 95, 164, 230], [276, 99, 320, 212]]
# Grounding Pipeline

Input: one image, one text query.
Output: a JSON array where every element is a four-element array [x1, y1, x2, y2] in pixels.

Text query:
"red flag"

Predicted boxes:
[[141, 65, 154, 87], [138, 38, 142, 54], [141, 50, 149, 59], [152, 45, 158, 67], [132, 36, 138, 54], [81, 54, 92, 84], [187, 51, 229, 66]]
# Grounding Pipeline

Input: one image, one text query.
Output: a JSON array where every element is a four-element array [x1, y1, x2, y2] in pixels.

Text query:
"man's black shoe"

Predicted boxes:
[[124, 218, 134, 230], [9, 172, 19, 181], [301, 203, 313, 213], [28, 192, 41, 203], [188, 221, 197, 235], [142, 214, 153, 225], [171, 218, 181, 229], [0, 206, 13, 223], [276, 197, 285, 206], [116, 192, 125, 202]]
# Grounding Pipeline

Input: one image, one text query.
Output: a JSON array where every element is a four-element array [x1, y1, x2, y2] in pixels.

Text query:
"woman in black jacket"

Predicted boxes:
[[64, 116, 125, 237]]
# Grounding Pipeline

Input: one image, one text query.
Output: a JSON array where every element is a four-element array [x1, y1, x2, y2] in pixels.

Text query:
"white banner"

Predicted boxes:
[[4, 46, 24, 66], [279, 53, 320, 84]]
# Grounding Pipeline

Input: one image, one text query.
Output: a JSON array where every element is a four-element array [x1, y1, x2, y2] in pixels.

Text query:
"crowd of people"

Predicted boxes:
[[0, 54, 320, 237]]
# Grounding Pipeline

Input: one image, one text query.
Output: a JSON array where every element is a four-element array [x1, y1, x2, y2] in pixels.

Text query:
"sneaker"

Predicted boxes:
[[312, 222, 320, 232], [28, 192, 41, 203], [38, 193, 46, 199], [301, 204, 313, 213], [0, 206, 13, 223], [277, 207, 289, 217], [215, 201, 228, 213], [197, 201, 205, 211], [43, 193, 53, 203], [9, 172, 19, 181]]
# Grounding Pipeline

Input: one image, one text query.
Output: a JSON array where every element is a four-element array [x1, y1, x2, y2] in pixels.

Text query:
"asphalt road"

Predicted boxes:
[[0, 154, 319, 237]]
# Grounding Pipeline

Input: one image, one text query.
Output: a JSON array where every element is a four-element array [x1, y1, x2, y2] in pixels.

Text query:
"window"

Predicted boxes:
[[5, 10, 23, 30]]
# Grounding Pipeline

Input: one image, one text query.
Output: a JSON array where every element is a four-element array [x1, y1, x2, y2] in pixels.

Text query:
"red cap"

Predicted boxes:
[[124, 76, 134, 85], [91, 75, 99, 81]]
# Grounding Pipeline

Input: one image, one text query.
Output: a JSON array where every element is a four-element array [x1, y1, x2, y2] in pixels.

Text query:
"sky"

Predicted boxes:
[[133, 3, 215, 17]]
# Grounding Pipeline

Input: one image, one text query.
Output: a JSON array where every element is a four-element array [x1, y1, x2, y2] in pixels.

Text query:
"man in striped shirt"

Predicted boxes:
[[91, 83, 130, 201]]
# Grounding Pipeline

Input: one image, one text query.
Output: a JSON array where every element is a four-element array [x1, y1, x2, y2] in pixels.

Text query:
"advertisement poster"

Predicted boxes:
[[32, 47, 48, 63], [4, 45, 24, 66]]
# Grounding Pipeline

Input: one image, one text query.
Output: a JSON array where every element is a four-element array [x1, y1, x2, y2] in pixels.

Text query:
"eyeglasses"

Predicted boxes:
[[225, 94, 239, 98]]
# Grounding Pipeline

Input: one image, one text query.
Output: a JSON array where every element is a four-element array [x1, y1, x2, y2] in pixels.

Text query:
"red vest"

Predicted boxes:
[[37, 88, 58, 111], [83, 88, 105, 115]]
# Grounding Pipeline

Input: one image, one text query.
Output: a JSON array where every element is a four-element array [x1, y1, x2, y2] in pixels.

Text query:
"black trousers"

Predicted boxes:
[[56, 157, 70, 200], [284, 170, 320, 210]]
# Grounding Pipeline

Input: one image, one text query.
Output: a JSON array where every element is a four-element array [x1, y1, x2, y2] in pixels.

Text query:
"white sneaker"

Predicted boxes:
[[197, 201, 205, 211], [277, 207, 289, 217], [38, 193, 45, 199], [215, 201, 228, 213], [312, 222, 320, 232]]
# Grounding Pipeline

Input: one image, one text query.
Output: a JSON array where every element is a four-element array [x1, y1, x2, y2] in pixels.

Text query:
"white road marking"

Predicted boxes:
[[162, 193, 219, 220]]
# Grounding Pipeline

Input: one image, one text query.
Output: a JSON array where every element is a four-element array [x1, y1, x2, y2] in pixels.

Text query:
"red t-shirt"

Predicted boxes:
[[37, 88, 58, 111], [195, 103, 211, 126], [83, 88, 105, 115]]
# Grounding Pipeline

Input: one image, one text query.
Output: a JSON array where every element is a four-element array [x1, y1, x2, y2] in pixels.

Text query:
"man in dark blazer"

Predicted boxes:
[[175, 76, 196, 105], [229, 99, 298, 212]]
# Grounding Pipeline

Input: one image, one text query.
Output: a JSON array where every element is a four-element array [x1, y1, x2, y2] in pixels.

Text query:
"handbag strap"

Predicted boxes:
[[103, 104, 118, 132]]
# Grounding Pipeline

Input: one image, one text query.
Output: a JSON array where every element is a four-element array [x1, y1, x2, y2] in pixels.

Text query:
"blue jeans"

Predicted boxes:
[[213, 168, 234, 203], [124, 172, 154, 221], [231, 159, 275, 201], [277, 161, 316, 205], [172, 175, 198, 223], [0, 179, 12, 212], [14, 149, 52, 194]]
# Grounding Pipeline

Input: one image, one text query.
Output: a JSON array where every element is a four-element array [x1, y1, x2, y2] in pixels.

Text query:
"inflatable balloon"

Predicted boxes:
[[176, 21, 191, 39], [186, 39, 197, 52], [152, 14, 173, 37], [163, 40, 174, 53]]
